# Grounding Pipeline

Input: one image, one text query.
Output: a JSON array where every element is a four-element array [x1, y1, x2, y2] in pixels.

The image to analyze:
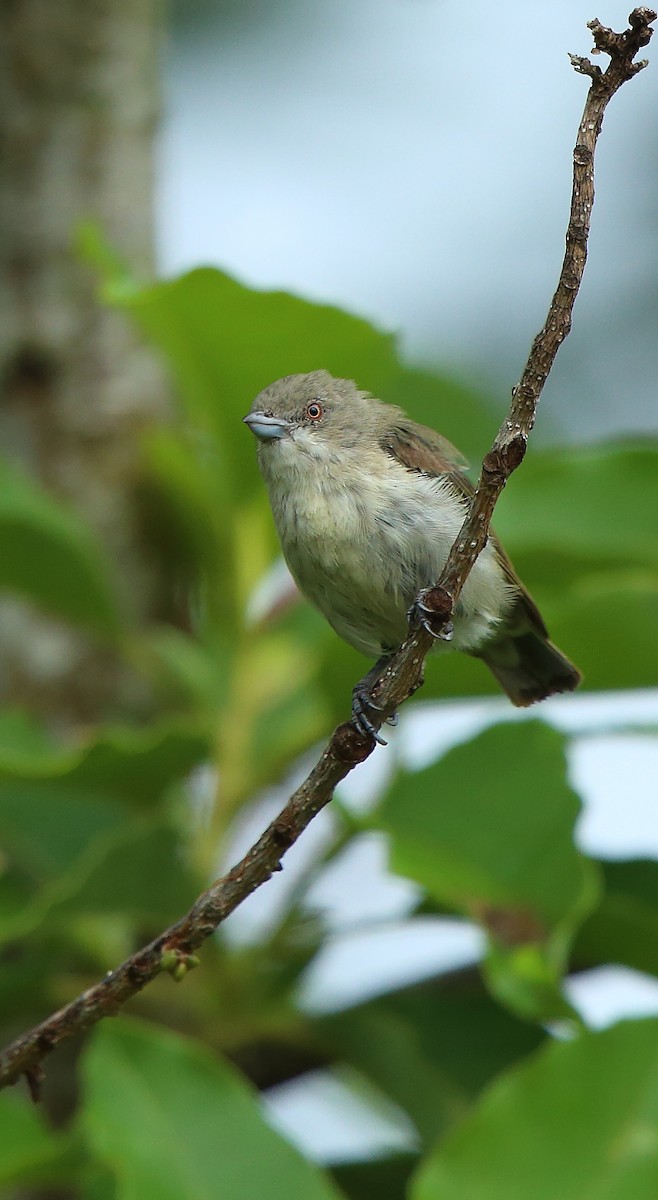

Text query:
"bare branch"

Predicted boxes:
[[0, 7, 653, 1098]]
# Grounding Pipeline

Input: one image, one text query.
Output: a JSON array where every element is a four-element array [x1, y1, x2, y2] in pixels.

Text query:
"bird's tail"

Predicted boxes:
[[479, 630, 582, 708]]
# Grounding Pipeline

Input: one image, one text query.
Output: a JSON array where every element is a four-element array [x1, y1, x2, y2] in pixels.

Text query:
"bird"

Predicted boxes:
[[244, 370, 581, 740]]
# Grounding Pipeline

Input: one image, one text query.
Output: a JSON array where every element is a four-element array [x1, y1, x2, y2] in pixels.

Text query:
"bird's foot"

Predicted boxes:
[[408, 588, 454, 641], [352, 683, 387, 745], [351, 653, 399, 745]]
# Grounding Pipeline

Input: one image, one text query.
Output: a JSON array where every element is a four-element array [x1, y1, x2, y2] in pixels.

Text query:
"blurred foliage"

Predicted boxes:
[[80, 1018, 342, 1200], [0, 461, 122, 635], [1, 265, 657, 1198], [377, 722, 599, 1024], [412, 1019, 658, 1200]]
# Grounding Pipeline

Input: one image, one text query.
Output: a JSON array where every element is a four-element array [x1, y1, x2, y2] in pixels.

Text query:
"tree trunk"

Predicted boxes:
[[0, 0, 169, 725]]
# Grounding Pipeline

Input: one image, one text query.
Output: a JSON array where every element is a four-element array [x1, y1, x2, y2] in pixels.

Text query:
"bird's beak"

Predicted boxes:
[[243, 411, 292, 441]]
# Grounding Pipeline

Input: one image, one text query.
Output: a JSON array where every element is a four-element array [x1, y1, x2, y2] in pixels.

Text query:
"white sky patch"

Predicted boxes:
[[572, 734, 658, 859], [297, 917, 484, 1015], [262, 1065, 419, 1165], [565, 966, 658, 1030]]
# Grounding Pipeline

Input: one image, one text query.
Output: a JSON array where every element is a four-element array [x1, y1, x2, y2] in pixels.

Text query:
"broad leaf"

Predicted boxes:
[[0, 814, 198, 948], [0, 459, 121, 634], [0, 1093, 70, 1187], [81, 1018, 343, 1200], [332, 1156, 417, 1200], [551, 580, 658, 692], [575, 860, 658, 979], [377, 722, 599, 1020], [379, 722, 591, 930], [494, 443, 658, 572], [0, 719, 209, 809], [0, 719, 206, 940], [412, 1018, 658, 1200]]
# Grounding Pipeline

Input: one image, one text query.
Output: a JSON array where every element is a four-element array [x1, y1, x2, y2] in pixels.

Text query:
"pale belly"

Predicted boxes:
[[265, 456, 513, 661]]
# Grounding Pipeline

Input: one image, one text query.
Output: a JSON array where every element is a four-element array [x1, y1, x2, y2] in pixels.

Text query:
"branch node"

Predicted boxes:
[[483, 435, 526, 484], [571, 10, 655, 84], [419, 585, 453, 620], [629, 7, 658, 31], [271, 820, 294, 851], [569, 53, 602, 79], [332, 722, 374, 764], [573, 142, 593, 166]]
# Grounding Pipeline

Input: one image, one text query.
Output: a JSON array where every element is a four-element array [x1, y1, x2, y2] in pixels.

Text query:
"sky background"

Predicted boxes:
[[158, 0, 658, 1162], [161, 0, 658, 442]]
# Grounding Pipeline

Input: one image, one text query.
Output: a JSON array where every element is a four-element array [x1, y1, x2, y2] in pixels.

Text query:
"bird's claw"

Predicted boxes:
[[421, 615, 454, 641], [352, 685, 388, 745], [408, 591, 454, 642]]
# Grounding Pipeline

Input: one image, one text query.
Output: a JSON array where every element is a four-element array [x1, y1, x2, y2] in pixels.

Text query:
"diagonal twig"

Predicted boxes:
[[0, 7, 654, 1099]]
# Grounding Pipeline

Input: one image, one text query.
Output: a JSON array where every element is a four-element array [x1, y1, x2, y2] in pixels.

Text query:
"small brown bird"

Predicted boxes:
[[244, 370, 581, 739]]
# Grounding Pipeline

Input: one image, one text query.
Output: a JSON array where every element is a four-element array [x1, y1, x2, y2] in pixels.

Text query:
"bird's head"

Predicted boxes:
[[243, 370, 384, 464]]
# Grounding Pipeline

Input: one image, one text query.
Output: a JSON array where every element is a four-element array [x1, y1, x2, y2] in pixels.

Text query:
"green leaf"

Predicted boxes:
[[141, 429, 242, 629], [0, 458, 121, 634], [412, 1018, 658, 1200], [484, 941, 579, 1025], [0, 719, 207, 940], [0, 708, 59, 758], [0, 929, 63, 1024], [0, 717, 207, 899], [551, 580, 658, 692], [81, 1018, 343, 1200], [332, 1155, 418, 1200], [0, 1092, 70, 1187], [377, 723, 599, 1020], [494, 443, 658, 572], [0, 782, 123, 882], [575, 859, 658, 979], [379, 722, 592, 931], [0, 718, 209, 810], [245, 632, 330, 782], [47, 822, 198, 924], [0, 811, 199, 947]]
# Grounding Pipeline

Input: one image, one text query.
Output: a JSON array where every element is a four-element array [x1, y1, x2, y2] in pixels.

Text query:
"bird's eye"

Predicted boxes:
[[305, 401, 323, 421]]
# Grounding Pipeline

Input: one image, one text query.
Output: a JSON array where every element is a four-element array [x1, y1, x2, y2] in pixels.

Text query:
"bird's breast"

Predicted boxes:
[[258, 440, 512, 656]]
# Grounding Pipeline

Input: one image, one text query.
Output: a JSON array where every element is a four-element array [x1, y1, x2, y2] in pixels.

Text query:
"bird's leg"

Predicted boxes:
[[352, 652, 396, 745], [408, 586, 454, 642]]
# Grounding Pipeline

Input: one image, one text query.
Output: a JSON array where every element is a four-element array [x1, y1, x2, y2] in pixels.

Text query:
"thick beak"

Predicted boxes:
[[243, 411, 291, 441]]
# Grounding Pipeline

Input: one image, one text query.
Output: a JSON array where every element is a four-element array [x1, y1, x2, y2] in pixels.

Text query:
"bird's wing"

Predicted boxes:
[[379, 418, 470, 482], [380, 419, 548, 637]]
